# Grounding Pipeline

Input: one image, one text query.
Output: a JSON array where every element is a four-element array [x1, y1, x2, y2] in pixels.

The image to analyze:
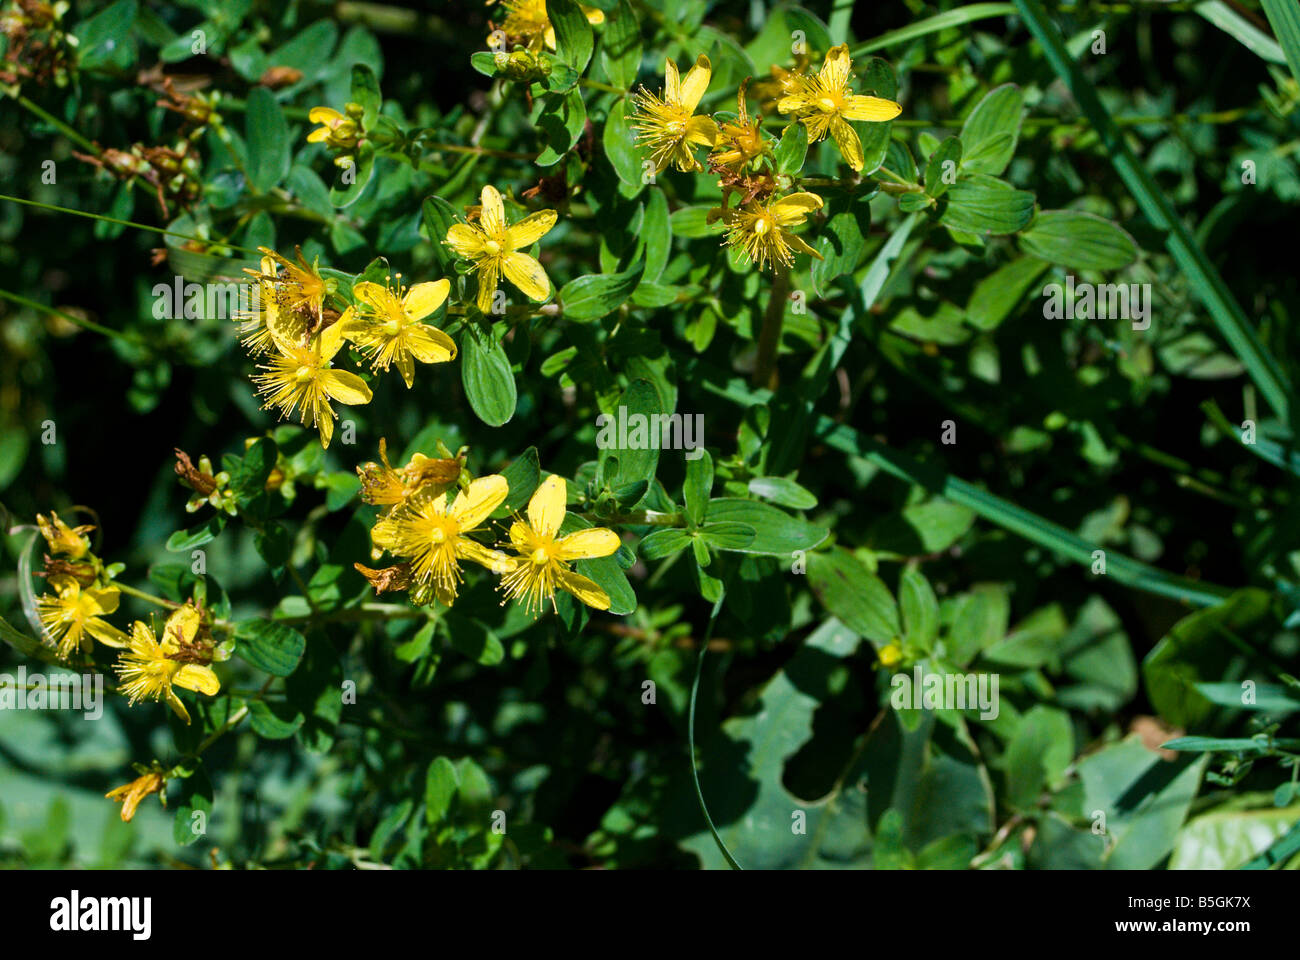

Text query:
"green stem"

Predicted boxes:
[[0, 287, 140, 344]]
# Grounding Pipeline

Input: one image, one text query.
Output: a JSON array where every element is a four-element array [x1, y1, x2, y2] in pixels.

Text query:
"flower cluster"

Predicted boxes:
[[233, 181, 558, 448], [629, 44, 901, 272], [357, 445, 619, 615]]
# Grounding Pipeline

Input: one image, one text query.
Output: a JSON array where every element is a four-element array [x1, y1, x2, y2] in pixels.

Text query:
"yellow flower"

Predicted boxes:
[[777, 44, 901, 171], [371, 475, 512, 606], [723, 192, 824, 271], [496, 0, 605, 52], [235, 255, 309, 355], [341, 278, 456, 388], [307, 105, 362, 151], [357, 437, 464, 510], [36, 511, 93, 559], [711, 81, 766, 171], [877, 643, 903, 669], [37, 575, 128, 659], [445, 185, 557, 313], [105, 769, 165, 823], [115, 615, 220, 725], [243, 246, 331, 330], [253, 320, 373, 449], [629, 55, 719, 173], [498, 475, 620, 614]]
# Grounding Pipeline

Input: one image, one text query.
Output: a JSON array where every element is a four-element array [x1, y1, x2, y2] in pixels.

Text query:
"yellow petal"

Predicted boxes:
[[480, 184, 506, 235], [581, 5, 605, 26], [165, 691, 193, 725], [456, 538, 512, 573], [842, 95, 902, 122], [508, 519, 534, 553], [771, 192, 823, 225], [663, 57, 681, 105], [322, 369, 374, 406], [404, 323, 457, 364], [85, 586, 120, 616], [163, 604, 201, 646], [676, 55, 712, 113], [505, 210, 558, 250], [309, 106, 344, 124], [684, 115, 718, 147], [501, 251, 550, 302], [306, 127, 330, 143], [402, 279, 450, 320], [777, 94, 810, 115], [175, 664, 220, 696], [396, 352, 415, 388], [555, 527, 621, 561], [85, 619, 129, 648], [786, 233, 823, 259], [528, 475, 567, 538], [449, 474, 510, 530], [318, 318, 347, 360], [318, 413, 335, 449], [475, 261, 501, 314], [555, 566, 610, 610], [446, 223, 487, 258], [820, 44, 852, 91], [829, 116, 864, 171], [353, 280, 401, 319]]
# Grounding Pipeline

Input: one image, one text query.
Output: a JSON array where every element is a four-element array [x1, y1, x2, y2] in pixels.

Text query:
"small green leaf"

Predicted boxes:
[[924, 136, 963, 198], [639, 528, 692, 559], [350, 63, 382, 129], [234, 618, 306, 676], [245, 87, 291, 192], [746, 476, 816, 510], [1020, 210, 1139, 271], [166, 515, 227, 552], [940, 174, 1035, 236], [683, 448, 713, 526], [560, 263, 645, 320], [774, 122, 808, 174], [426, 757, 459, 823], [807, 548, 900, 643], [549, 0, 595, 74], [461, 326, 517, 426], [600, 0, 642, 89], [960, 83, 1024, 176]]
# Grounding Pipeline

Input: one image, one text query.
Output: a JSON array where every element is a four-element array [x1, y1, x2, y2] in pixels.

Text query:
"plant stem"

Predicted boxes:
[[752, 264, 790, 389]]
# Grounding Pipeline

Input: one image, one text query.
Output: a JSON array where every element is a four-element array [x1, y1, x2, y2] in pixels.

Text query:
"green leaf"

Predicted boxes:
[[900, 567, 939, 652], [639, 528, 692, 560], [683, 448, 713, 526], [697, 522, 756, 550], [498, 447, 541, 514], [229, 437, 276, 502], [234, 619, 307, 676], [535, 88, 588, 167], [165, 514, 227, 552], [597, 378, 662, 489], [812, 193, 871, 289], [703, 498, 829, 556], [170, 767, 213, 847], [559, 263, 644, 320], [328, 148, 376, 209], [746, 476, 816, 510], [773, 122, 808, 175], [924, 136, 962, 198], [549, 0, 594, 74], [806, 548, 900, 643], [850, 3, 1017, 57], [940, 174, 1035, 236], [1170, 796, 1300, 869], [1263, 0, 1300, 83], [965, 256, 1050, 331], [249, 698, 305, 739], [1020, 210, 1138, 271], [349, 63, 382, 129], [245, 87, 291, 192], [1142, 589, 1271, 727], [1004, 705, 1073, 808], [1201, 1, 1286, 65], [461, 325, 517, 427], [444, 613, 505, 665], [959, 83, 1024, 176], [600, 0, 642, 88], [603, 100, 642, 186], [421, 196, 459, 272], [425, 757, 459, 823]]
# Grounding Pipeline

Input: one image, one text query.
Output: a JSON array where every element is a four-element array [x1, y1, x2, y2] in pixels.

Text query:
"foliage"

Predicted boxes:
[[1, 0, 1299, 870]]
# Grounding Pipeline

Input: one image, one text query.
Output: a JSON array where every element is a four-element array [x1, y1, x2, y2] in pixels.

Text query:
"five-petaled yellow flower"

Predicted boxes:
[[630, 55, 719, 173], [341, 278, 457, 387], [37, 575, 128, 659], [777, 44, 901, 171], [498, 475, 621, 614], [724, 192, 824, 271], [371, 475, 512, 607], [105, 769, 165, 823], [253, 320, 373, 449], [36, 511, 93, 559], [711, 80, 766, 171], [115, 609, 220, 725], [495, 0, 605, 52], [445, 184, 557, 314]]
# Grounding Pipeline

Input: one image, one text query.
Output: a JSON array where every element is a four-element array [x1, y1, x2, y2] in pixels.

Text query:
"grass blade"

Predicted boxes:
[[687, 594, 743, 870], [1262, 0, 1300, 84], [849, 3, 1018, 56]]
